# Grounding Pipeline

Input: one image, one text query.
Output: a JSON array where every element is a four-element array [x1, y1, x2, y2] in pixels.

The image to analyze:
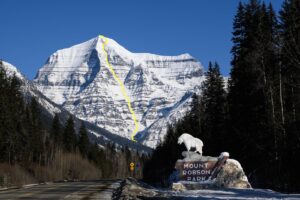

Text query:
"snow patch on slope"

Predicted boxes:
[[1, 61, 25, 81]]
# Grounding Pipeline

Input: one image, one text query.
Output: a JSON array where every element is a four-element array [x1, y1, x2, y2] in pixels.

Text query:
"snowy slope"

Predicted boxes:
[[1, 61, 62, 116], [1, 61, 26, 81], [0, 61, 152, 153], [34, 36, 205, 148]]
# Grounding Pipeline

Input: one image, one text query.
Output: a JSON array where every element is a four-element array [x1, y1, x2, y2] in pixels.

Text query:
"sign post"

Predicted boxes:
[[130, 162, 135, 177]]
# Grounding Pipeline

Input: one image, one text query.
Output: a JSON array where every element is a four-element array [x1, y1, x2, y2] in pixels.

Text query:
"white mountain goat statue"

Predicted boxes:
[[178, 133, 204, 155]]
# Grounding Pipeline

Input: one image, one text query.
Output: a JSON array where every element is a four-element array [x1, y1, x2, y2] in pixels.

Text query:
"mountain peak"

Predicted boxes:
[[0, 61, 25, 81], [34, 36, 204, 148]]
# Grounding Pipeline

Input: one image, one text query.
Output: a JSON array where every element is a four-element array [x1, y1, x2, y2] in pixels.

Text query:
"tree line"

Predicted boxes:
[[0, 62, 145, 186], [144, 0, 300, 192]]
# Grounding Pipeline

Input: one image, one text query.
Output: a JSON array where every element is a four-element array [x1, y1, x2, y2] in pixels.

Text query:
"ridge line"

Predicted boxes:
[[100, 35, 139, 142]]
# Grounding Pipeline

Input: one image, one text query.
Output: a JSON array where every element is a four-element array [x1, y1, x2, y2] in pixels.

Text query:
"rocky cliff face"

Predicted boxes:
[[1, 61, 152, 152], [34, 36, 204, 148]]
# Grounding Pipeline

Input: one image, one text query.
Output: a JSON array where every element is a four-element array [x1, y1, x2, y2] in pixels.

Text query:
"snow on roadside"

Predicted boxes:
[[171, 188, 300, 199], [121, 178, 300, 200]]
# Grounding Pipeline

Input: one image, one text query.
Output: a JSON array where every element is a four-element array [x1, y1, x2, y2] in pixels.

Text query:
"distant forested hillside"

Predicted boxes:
[[0, 62, 145, 187]]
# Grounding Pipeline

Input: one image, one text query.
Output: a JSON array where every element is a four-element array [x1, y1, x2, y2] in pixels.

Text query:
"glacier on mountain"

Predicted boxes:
[[34, 36, 205, 148]]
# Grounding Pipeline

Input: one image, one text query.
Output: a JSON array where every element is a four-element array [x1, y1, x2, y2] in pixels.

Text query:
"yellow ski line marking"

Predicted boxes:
[[100, 35, 139, 142]]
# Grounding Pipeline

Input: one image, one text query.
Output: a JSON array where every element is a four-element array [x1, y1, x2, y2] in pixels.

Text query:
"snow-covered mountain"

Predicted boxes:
[[1, 61, 152, 153], [34, 36, 205, 148], [1, 61, 62, 115]]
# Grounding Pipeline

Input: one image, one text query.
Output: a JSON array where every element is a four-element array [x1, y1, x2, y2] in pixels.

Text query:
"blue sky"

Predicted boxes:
[[0, 0, 283, 79]]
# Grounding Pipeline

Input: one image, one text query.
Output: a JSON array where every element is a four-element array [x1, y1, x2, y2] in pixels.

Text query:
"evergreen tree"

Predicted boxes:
[[143, 62, 227, 185], [29, 98, 44, 163], [0, 63, 31, 164], [143, 121, 189, 186], [63, 116, 77, 152], [227, 0, 296, 190], [185, 93, 201, 135], [231, 2, 246, 64], [88, 142, 103, 167], [0, 61, 145, 182], [51, 113, 62, 146], [126, 0, 300, 192], [7, 74, 26, 164], [228, 0, 276, 187], [0, 63, 9, 162], [78, 122, 89, 157], [279, 0, 300, 191], [200, 62, 227, 156]]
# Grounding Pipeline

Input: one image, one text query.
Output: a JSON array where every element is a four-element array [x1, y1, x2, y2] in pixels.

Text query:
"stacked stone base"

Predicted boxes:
[[171, 152, 251, 191]]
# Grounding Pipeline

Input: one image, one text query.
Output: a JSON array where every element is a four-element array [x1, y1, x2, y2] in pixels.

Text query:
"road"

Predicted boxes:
[[0, 180, 123, 200]]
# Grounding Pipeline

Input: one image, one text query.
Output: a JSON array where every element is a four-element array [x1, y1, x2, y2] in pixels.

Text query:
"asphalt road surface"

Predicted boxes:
[[0, 180, 123, 200]]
